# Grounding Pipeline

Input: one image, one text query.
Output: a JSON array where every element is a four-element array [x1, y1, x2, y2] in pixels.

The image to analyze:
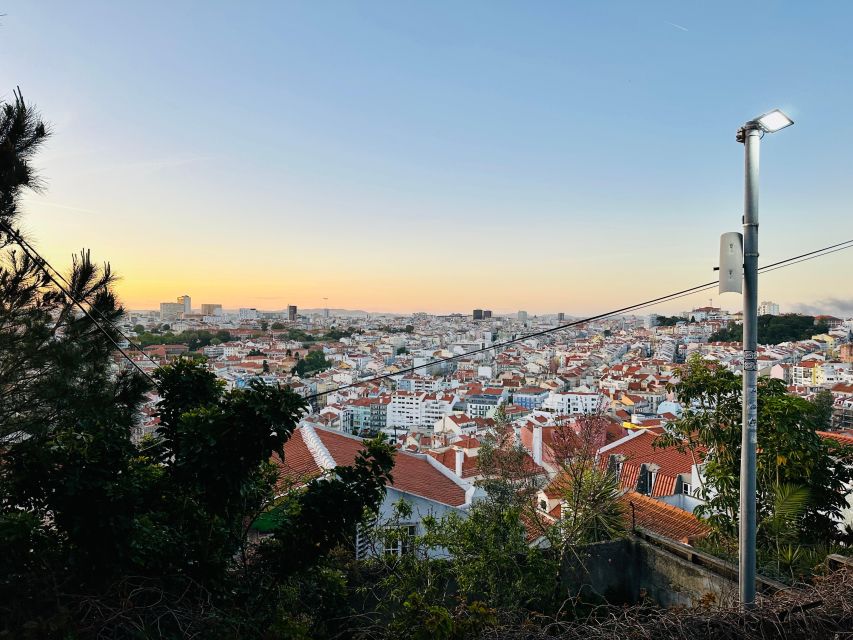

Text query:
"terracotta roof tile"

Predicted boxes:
[[620, 491, 710, 544], [277, 427, 467, 507]]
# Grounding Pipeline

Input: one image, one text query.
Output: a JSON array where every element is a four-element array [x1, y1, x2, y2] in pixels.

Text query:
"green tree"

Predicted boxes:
[[708, 314, 829, 344], [655, 315, 683, 327], [658, 355, 853, 545], [260, 320, 268, 331], [813, 389, 835, 430], [132, 323, 145, 333], [293, 349, 330, 377], [271, 321, 285, 330], [0, 91, 396, 636], [549, 415, 625, 546]]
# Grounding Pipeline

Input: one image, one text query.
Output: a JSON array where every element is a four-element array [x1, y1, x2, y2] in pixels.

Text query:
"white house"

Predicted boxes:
[[276, 425, 481, 558]]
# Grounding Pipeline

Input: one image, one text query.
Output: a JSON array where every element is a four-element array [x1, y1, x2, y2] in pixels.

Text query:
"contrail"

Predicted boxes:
[[665, 21, 689, 32]]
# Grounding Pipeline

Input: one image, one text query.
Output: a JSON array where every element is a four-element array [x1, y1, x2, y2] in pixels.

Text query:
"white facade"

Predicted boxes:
[[542, 390, 606, 415], [758, 301, 780, 316], [387, 392, 457, 430]]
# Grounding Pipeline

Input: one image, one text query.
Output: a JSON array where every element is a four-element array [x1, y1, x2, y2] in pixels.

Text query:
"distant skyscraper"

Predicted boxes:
[[177, 294, 191, 315], [288, 305, 298, 322], [159, 301, 184, 321], [557, 312, 565, 323], [473, 309, 484, 321], [323, 307, 330, 319], [518, 310, 528, 322], [201, 303, 222, 316], [758, 301, 780, 316], [483, 310, 492, 319]]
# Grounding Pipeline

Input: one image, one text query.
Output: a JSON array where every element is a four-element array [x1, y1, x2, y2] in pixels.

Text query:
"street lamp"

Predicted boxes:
[[735, 108, 793, 608]]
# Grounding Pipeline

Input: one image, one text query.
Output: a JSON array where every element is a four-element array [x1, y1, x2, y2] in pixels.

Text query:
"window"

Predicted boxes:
[[383, 524, 417, 557], [682, 482, 692, 496]]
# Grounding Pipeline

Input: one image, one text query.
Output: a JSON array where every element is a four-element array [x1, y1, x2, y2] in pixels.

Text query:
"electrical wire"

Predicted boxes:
[[0, 221, 158, 384], [2, 215, 850, 401], [302, 239, 853, 401]]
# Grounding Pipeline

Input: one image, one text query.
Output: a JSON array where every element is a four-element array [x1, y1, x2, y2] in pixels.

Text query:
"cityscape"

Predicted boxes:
[[3, 3, 853, 639]]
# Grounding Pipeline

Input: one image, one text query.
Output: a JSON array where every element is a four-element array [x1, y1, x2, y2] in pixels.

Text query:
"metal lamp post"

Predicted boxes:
[[735, 108, 793, 607]]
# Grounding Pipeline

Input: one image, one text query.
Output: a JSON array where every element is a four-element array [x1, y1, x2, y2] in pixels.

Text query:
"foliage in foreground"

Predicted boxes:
[[658, 356, 853, 581], [0, 91, 397, 638]]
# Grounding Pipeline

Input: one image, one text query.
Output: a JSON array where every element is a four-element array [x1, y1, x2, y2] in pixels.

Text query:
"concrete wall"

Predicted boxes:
[[562, 536, 739, 608]]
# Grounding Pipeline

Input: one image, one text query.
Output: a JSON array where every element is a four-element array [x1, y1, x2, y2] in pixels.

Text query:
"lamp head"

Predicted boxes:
[[754, 109, 794, 133]]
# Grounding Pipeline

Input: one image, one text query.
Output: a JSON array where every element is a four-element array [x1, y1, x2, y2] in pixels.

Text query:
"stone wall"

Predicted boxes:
[[562, 535, 741, 608]]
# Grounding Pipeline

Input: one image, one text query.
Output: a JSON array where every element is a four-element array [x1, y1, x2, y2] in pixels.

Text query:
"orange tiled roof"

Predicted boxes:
[[427, 449, 480, 478], [277, 427, 467, 507], [818, 430, 853, 447], [620, 491, 710, 543], [601, 430, 701, 497]]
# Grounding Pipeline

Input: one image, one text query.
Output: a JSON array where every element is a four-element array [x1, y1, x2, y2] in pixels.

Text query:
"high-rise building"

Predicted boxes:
[[758, 301, 780, 316], [288, 305, 298, 322], [159, 302, 184, 321], [518, 310, 528, 322], [483, 310, 492, 319], [473, 309, 484, 321], [239, 307, 259, 321], [201, 303, 222, 316], [557, 312, 565, 323], [177, 295, 191, 315]]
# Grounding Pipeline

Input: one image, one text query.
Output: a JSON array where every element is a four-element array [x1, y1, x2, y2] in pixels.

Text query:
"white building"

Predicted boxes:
[[387, 391, 458, 430], [278, 425, 481, 559], [758, 301, 780, 316], [178, 294, 192, 315], [542, 390, 607, 415], [239, 307, 259, 321]]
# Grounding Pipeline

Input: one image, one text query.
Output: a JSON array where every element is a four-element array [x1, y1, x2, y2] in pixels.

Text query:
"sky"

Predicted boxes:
[[2, 1, 853, 316]]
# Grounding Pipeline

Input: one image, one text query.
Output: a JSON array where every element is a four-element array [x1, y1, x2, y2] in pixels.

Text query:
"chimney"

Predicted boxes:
[[455, 448, 464, 477], [532, 425, 543, 466]]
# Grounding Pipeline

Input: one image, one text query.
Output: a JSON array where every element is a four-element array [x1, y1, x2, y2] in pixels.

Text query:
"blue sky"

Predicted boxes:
[[2, 1, 852, 314]]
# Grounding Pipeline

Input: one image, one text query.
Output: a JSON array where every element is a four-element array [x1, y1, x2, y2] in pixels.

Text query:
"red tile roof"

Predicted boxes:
[[818, 430, 853, 447], [600, 431, 701, 497], [619, 491, 710, 544], [427, 449, 480, 478], [277, 427, 467, 507]]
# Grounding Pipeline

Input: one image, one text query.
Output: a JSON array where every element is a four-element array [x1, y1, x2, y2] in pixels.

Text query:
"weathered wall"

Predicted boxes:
[[635, 538, 738, 607], [562, 536, 739, 608]]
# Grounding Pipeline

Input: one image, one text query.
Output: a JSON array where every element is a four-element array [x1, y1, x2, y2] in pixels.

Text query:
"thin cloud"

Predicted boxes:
[[30, 201, 99, 215], [80, 154, 214, 177], [665, 21, 689, 32], [791, 298, 853, 316]]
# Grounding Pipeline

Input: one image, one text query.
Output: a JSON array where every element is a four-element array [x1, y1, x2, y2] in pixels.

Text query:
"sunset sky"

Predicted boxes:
[[2, 1, 852, 315]]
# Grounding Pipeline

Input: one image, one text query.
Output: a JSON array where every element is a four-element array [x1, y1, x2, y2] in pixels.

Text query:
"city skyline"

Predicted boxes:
[[3, 2, 853, 315]]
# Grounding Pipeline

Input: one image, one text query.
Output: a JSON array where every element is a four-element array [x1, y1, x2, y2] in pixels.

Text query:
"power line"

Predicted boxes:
[[2, 215, 850, 400], [0, 221, 158, 384], [303, 239, 853, 401], [11, 226, 160, 369]]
